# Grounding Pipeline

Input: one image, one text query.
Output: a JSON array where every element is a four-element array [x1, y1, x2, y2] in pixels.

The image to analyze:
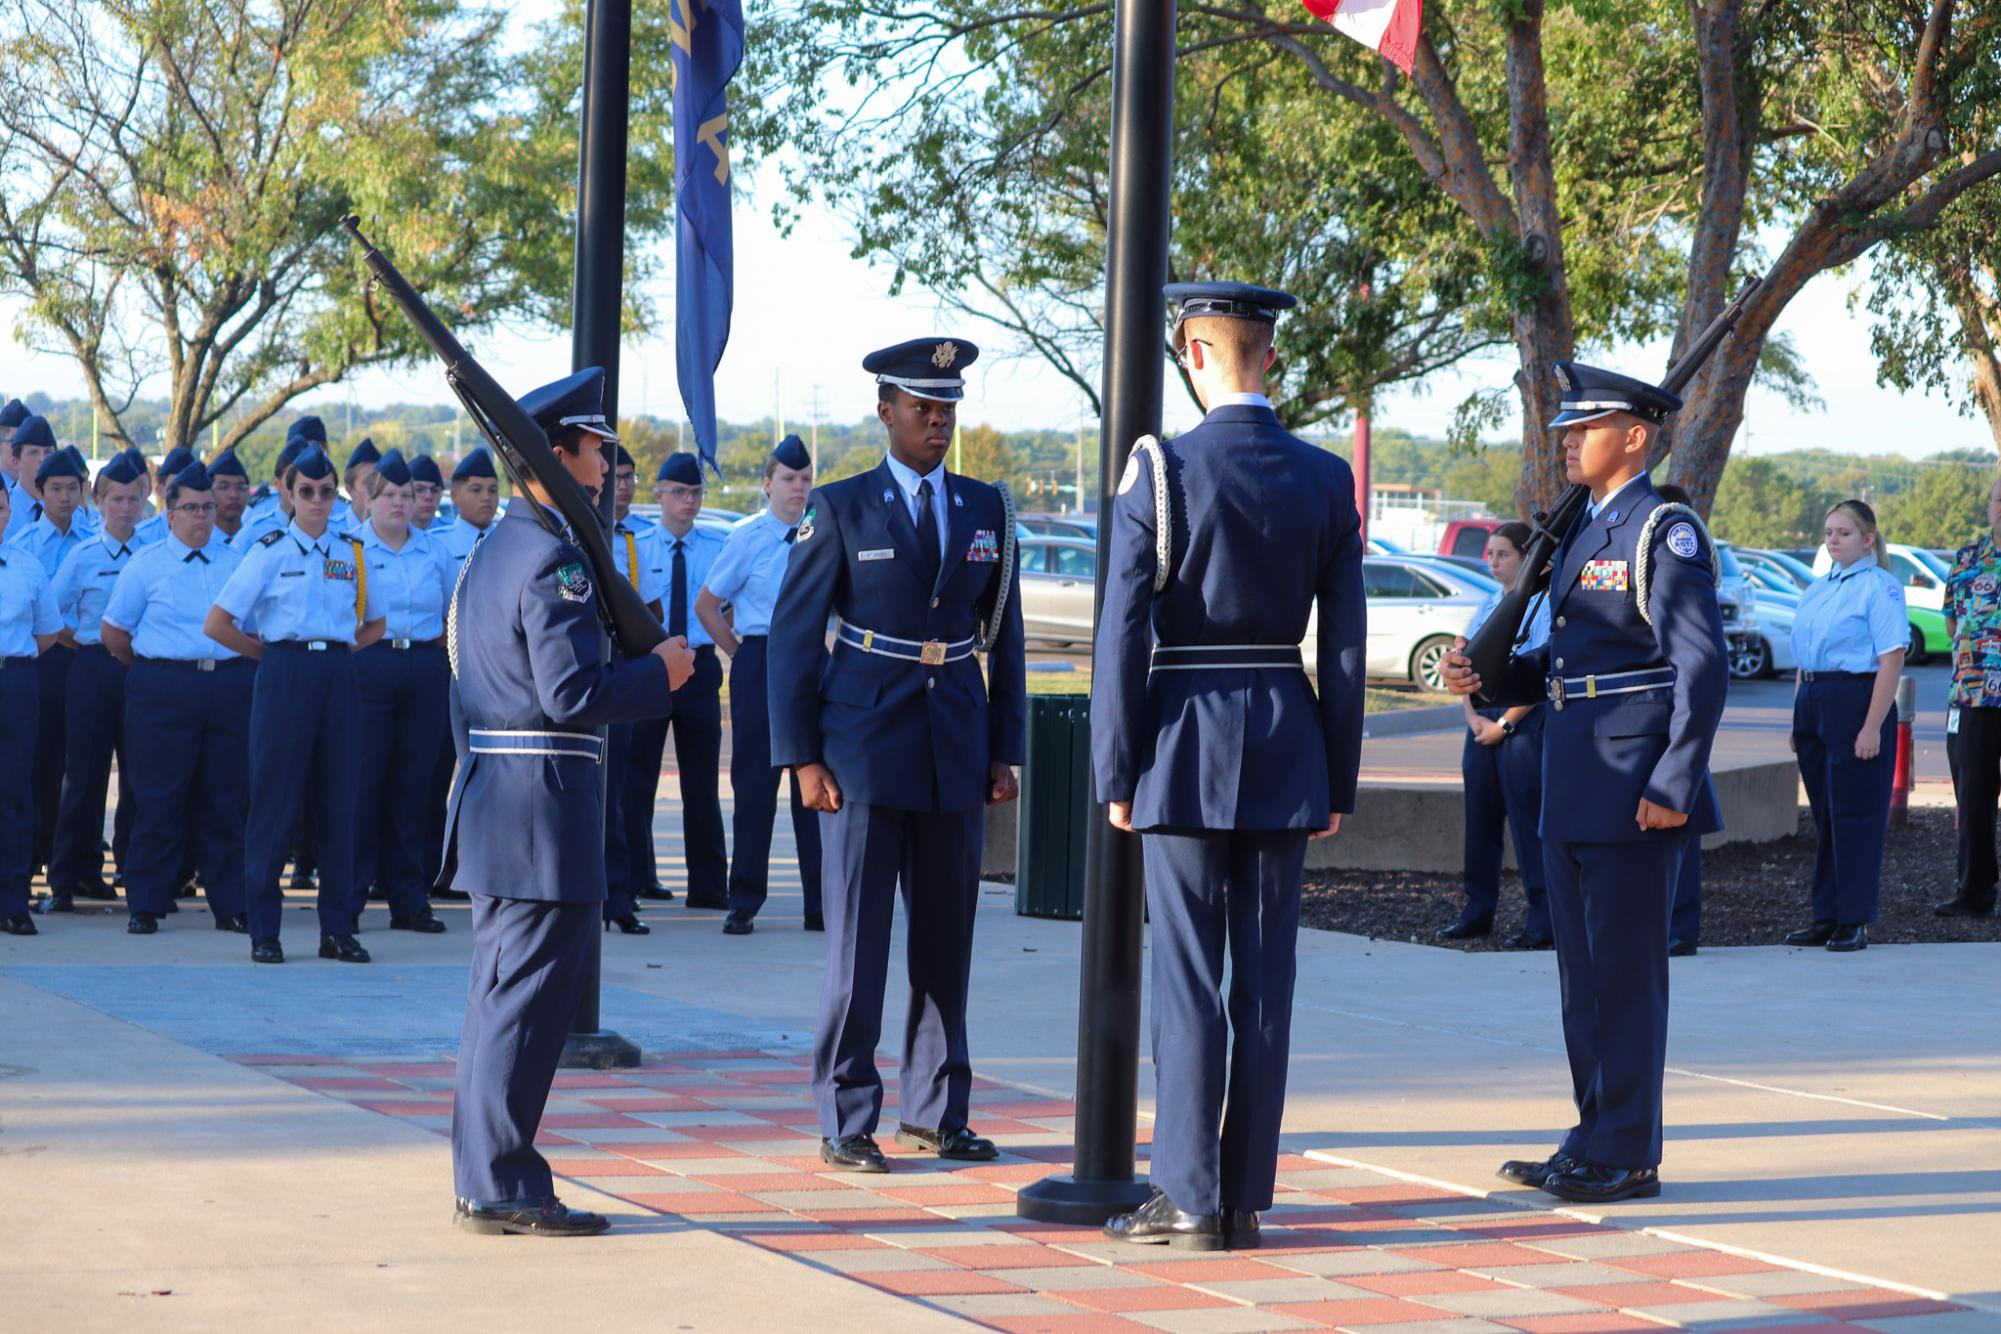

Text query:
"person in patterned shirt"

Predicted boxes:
[[1938, 475, 2001, 921]]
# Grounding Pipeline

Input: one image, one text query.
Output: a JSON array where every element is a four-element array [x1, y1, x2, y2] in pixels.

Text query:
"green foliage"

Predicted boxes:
[[1708, 457, 1835, 549], [1875, 461, 1993, 552]]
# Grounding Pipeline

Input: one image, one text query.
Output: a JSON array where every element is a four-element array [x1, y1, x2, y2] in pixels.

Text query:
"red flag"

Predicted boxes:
[[1302, 0, 1422, 76]]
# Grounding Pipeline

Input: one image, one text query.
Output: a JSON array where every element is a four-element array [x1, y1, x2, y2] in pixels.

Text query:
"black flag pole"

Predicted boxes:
[[1015, 0, 1176, 1224]]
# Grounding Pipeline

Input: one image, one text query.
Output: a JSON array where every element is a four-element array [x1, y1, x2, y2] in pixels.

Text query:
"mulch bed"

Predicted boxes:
[[1301, 807, 1997, 949]]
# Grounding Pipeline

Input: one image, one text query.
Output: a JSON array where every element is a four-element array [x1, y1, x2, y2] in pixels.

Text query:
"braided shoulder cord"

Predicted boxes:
[[1132, 435, 1173, 592], [1633, 501, 1722, 627], [976, 480, 1018, 652], [445, 538, 486, 681]]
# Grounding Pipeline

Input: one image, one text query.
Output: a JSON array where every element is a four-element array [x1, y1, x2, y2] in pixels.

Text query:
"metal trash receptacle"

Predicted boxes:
[[1015, 694, 1091, 919]]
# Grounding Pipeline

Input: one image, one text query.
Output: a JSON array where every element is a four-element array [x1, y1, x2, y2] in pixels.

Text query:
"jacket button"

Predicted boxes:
[[931, 598, 939, 608], [1555, 615, 1567, 628], [927, 678, 936, 690]]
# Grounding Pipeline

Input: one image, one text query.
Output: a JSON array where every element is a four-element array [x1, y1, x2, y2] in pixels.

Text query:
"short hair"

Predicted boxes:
[[10, 436, 45, 459], [1827, 498, 1891, 570], [1655, 484, 1693, 506], [1490, 521, 1533, 555], [1181, 313, 1275, 369], [94, 469, 143, 500]]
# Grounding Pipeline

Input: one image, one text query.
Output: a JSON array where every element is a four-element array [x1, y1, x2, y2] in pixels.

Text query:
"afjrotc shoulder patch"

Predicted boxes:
[[555, 561, 591, 602]]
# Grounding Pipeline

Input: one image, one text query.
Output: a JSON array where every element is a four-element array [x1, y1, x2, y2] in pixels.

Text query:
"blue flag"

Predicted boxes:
[[671, 0, 743, 472]]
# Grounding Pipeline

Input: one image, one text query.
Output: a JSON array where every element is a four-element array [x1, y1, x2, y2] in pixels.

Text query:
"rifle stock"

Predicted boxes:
[[340, 215, 666, 659], [1463, 274, 1764, 701]]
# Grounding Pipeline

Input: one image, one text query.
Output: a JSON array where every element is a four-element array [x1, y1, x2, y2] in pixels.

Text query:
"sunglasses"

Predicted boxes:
[[173, 502, 218, 515], [293, 484, 338, 501]]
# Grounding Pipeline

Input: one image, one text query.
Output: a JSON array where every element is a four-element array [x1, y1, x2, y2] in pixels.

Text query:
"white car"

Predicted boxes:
[[1017, 535, 1099, 645], [1811, 541, 1948, 612], [1731, 594, 1798, 679]]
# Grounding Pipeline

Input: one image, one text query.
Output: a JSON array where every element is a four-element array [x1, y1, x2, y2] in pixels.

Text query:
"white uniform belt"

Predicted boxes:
[[1546, 666, 1676, 707], [1150, 644, 1304, 671], [467, 728, 605, 763], [835, 622, 975, 665]]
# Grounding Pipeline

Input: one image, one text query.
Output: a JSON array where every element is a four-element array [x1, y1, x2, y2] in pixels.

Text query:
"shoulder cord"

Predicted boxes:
[[1633, 501, 1722, 628], [445, 537, 486, 681], [351, 538, 367, 628], [1133, 435, 1173, 592], [976, 480, 1018, 652], [621, 528, 640, 591]]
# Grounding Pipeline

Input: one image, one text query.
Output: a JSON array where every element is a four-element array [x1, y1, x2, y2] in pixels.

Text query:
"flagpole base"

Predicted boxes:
[[1015, 1173, 1154, 1226]]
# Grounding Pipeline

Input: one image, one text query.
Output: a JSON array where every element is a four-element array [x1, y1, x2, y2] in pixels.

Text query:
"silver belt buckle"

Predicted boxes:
[[392, 637, 413, 650], [1548, 675, 1565, 710], [306, 640, 328, 652], [197, 659, 216, 673], [920, 641, 948, 666]]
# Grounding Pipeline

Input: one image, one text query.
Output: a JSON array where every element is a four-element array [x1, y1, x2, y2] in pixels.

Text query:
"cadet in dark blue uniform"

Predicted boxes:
[[206, 447, 386, 963], [1445, 361, 1728, 1204], [443, 369, 692, 1237], [599, 445, 666, 933], [768, 338, 1026, 1172], [0, 479, 64, 935], [699, 435, 823, 931], [1094, 285, 1366, 1250], [351, 450, 452, 935], [1784, 500, 1907, 952]]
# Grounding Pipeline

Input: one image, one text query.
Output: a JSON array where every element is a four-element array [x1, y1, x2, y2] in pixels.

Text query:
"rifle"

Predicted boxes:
[[1464, 274, 1764, 702], [340, 215, 667, 659]]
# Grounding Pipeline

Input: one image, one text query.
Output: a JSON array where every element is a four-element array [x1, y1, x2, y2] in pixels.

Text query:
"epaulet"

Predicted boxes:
[[257, 529, 286, 547]]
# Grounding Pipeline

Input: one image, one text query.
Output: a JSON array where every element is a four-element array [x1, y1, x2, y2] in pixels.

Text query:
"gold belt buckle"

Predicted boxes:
[[920, 641, 948, 666], [861, 629, 875, 653]]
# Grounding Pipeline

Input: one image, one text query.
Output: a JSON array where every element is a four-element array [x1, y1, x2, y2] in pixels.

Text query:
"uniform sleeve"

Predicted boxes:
[[637, 529, 668, 605], [27, 561, 62, 636], [357, 542, 384, 621], [983, 503, 1026, 767], [1642, 523, 1728, 815], [102, 558, 147, 633], [50, 544, 89, 626], [212, 544, 268, 620], [701, 527, 751, 601], [1315, 458, 1367, 814], [1867, 570, 1908, 657], [1089, 451, 1160, 805], [766, 492, 842, 770], [517, 544, 671, 726]]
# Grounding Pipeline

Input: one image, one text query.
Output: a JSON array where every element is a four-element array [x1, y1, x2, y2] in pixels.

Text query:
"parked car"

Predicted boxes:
[[1438, 518, 1504, 559], [1910, 604, 1950, 662], [1735, 546, 1816, 592], [1811, 541, 1948, 611], [1018, 512, 1096, 541], [1731, 594, 1797, 679], [1017, 535, 1099, 645], [1740, 562, 1801, 606], [1366, 535, 1407, 554]]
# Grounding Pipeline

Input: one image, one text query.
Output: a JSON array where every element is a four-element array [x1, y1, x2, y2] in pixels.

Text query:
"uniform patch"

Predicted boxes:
[[967, 529, 1000, 562], [1667, 522, 1700, 559], [858, 548, 895, 561], [1580, 558, 1630, 592], [795, 507, 816, 543], [1117, 453, 1141, 496], [555, 561, 591, 602]]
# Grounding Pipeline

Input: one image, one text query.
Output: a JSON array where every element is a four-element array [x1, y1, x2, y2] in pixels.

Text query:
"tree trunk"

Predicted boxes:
[[1947, 256, 2001, 450]]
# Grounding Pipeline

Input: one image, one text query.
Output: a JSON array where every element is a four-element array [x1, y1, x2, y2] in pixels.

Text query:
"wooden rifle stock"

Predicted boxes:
[[340, 216, 667, 659]]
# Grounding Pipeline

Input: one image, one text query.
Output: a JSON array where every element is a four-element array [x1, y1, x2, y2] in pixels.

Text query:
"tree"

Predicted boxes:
[[1864, 180, 2001, 449], [1875, 459, 1991, 549], [0, 0, 678, 456], [1707, 456, 1833, 548]]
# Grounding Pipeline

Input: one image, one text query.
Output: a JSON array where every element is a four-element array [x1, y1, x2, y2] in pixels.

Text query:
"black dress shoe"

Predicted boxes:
[[44, 892, 75, 914], [2, 912, 39, 936], [73, 878, 118, 900], [454, 1197, 609, 1237], [637, 885, 676, 902], [1667, 938, 1698, 957], [1103, 1190, 1223, 1250], [319, 933, 371, 963], [895, 1123, 999, 1161], [213, 913, 248, 934], [1505, 930, 1553, 950], [820, 1134, 890, 1173], [1497, 1152, 1577, 1188], [390, 912, 448, 934], [803, 912, 825, 932], [1434, 915, 1493, 941], [1933, 896, 1996, 919], [722, 911, 753, 936], [1826, 923, 1867, 952], [1784, 919, 1837, 946], [1223, 1210, 1260, 1249], [1542, 1164, 1660, 1203], [683, 893, 728, 911], [605, 914, 651, 936], [251, 938, 284, 964], [162, 899, 179, 914], [431, 886, 472, 902], [128, 912, 159, 935]]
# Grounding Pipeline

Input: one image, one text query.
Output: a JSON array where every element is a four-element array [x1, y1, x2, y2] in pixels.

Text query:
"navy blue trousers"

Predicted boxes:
[[1670, 837, 1703, 946], [813, 800, 983, 1139], [1461, 707, 1549, 935], [1543, 834, 1684, 1171], [354, 642, 450, 921], [29, 644, 71, 874], [245, 645, 360, 940], [1793, 675, 1895, 925], [453, 894, 597, 1204], [51, 644, 132, 892], [603, 724, 640, 921], [121, 658, 252, 919], [727, 636, 821, 916], [0, 658, 39, 916], [1141, 828, 1310, 1216], [626, 645, 726, 901]]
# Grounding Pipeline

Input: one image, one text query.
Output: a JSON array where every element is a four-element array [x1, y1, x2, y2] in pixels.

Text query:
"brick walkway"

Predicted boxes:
[[233, 1050, 1971, 1333]]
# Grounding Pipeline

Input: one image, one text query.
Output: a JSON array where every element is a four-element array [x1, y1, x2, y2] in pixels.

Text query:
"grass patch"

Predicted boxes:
[[1028, 668, 1453, 713]]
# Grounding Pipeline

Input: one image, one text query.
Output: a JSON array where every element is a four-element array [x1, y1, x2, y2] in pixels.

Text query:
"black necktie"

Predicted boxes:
[[785, 527, 797, 545], [184, 549, 208, 564], [31, 502, 42, 521], [669, 538, 688, 638], [915, 478, 941, 579]]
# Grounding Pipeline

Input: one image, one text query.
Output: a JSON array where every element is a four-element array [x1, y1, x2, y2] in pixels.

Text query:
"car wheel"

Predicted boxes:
[[1728, 636, 1768, 680], [1908, 622, 1929, 666], [1412, 635, 1456, 692]]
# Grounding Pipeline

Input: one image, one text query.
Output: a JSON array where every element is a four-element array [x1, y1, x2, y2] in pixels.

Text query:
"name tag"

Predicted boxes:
[[280, 570, 305, 579], [859, 548, 896, 562], [1580, 559, 1629, 592]]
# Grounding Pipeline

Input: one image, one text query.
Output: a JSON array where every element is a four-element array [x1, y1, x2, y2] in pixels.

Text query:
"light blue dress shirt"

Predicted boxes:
[[358, 519, 452, 641], [702, 510, 800, 637], [437, 516, 495, 568], [882, 450, 951, 553], [243, 487, 282, 526], [213, 520, 382, 645], [101, 535, 244, 661], [1586, 472, 1651, 523], [11, 512, 91, 579], [3, 479, 39, 541], [644, 522, 725, 649], [133, 511, 169, 547], [611, 513, 664, 603], [52, 530, 139, 644], [1791, 558, 1907, 673], [1465, 587, 1552, 652], [229, 509, 287, 552], [0, 545, 63, 656]]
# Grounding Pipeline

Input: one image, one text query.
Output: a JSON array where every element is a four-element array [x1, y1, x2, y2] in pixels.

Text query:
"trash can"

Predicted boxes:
[[1015, 693, 1091, 919]]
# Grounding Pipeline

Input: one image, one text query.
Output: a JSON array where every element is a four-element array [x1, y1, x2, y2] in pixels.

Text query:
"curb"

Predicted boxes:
[[1361, 702, 1465, 739]]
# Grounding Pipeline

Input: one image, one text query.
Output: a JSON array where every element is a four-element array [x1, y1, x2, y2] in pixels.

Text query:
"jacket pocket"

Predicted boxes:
[[824, 672, 881, 708], [1593, 697, 1672, 738]]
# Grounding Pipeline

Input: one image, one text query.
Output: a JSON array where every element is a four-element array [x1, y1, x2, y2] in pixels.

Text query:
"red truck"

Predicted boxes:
[[1438, 518, 1505, 559]]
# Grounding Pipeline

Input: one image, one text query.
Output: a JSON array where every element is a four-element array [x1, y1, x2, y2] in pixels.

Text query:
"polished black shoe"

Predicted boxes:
[[251, 937, 284, 964], [1103, 1190, 1224, 1250], [1932, 896, 1996, 919], [1667, 938, 1698, 958], [722, 911, 753, 936], [1542, 1163, 1660, 1203], [820, 1134, 890, 1173], [453, 1197, 609, 1237], [43, 892, 75, 914], [1497, 1152, 1577, 1189], [1223, 1210, 1260, 1249], [2, 912, 38, 936], [895, 1123, 998, 1161], [390, 912, 448, 934], [1826, 923, 1868, 952], [319, 933, 371, 963], [72, 877, 118, 901], [1505, 930, 1553, 950], [605, 914, 651, 936], [1434, 916, 1493, 942], [637, 885, 676, 902], [431, 886, 472, 902], [802, 912, 825, 932], [1784, 919, 1837, 946], [127, 912, 159, 935], [213, 913, 249, 934], [162, 898, 180, 913], [684, 893, 728, 911]]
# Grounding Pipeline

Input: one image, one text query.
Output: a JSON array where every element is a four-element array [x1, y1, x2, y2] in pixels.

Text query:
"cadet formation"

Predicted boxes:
[[4, 279, 1782, 1239]]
